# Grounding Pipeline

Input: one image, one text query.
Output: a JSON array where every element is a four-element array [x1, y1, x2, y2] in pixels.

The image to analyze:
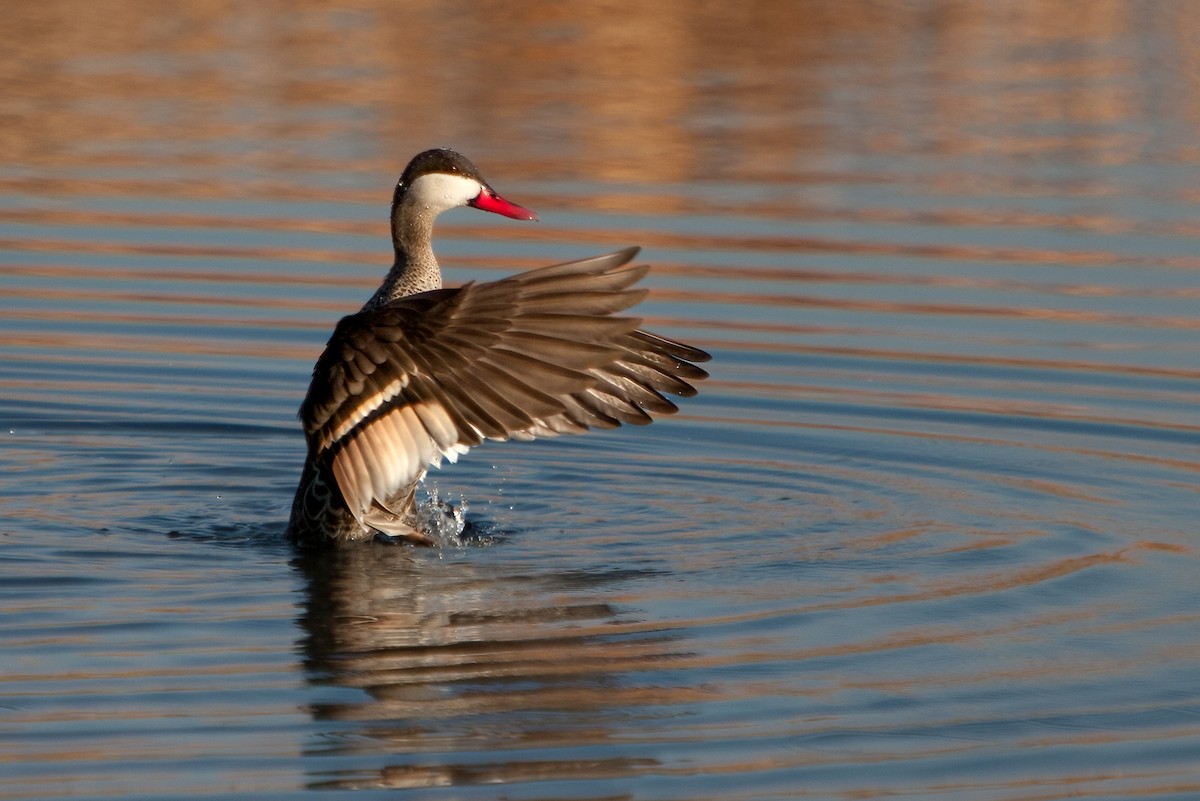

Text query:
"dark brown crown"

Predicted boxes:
[[392, 149, 487, 208]]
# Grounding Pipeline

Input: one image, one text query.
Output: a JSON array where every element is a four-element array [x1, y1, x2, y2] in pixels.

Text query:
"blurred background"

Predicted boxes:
[[2, 2, 1198, 800]]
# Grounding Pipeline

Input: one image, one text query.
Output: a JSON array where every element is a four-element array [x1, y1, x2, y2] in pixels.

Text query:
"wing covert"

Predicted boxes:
[[297, 248, 710, 526]]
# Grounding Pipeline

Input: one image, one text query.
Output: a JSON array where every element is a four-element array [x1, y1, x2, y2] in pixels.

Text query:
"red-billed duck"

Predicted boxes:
[[287, 149, 710, 544]]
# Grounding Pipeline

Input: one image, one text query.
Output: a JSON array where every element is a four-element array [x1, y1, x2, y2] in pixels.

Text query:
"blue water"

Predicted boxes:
[[2, 3, 1199, 799]]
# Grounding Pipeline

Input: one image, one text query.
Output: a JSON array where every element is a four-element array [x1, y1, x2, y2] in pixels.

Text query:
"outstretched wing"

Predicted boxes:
[[299, 248, 710, 526]]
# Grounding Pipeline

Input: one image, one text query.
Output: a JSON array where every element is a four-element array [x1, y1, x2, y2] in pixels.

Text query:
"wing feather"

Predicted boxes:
[[298, 248, 711, 524]]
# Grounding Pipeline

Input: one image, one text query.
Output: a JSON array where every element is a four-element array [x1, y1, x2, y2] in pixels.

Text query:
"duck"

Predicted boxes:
[[286, 149, 710, 545]]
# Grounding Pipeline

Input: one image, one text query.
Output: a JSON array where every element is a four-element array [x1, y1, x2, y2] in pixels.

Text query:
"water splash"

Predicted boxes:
[[415, 481, 469, 548]]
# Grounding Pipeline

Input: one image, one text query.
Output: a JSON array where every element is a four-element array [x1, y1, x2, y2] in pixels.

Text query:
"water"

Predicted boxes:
[[2, 2, 1199, 799]]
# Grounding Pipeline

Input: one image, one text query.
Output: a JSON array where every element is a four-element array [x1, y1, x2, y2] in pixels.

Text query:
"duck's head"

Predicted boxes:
[[391, 148, 538, 222]]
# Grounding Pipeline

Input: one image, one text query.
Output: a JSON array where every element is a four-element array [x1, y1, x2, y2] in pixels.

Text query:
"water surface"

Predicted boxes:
[[2, 3, 1199, 799]]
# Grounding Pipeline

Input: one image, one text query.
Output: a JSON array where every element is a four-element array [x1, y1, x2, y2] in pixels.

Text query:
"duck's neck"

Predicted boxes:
[[363, 201, 442, 310]]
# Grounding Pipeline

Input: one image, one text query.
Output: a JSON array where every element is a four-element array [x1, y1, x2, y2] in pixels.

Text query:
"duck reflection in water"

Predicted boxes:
[[292, 542, 687, 790]]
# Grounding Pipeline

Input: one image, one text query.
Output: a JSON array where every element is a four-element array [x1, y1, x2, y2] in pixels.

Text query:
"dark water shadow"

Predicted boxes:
[[290, 538, 688, 792]]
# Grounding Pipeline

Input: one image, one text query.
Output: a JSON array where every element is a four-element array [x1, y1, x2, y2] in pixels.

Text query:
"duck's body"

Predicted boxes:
[[286, 149, 710, 545]]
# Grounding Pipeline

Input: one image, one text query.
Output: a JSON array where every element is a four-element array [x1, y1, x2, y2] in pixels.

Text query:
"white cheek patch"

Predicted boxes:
[[405, 173, 482, 214]]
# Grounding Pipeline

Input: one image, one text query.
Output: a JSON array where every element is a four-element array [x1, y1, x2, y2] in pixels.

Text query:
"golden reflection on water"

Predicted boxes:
[[3, 0, 1198, 178]]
